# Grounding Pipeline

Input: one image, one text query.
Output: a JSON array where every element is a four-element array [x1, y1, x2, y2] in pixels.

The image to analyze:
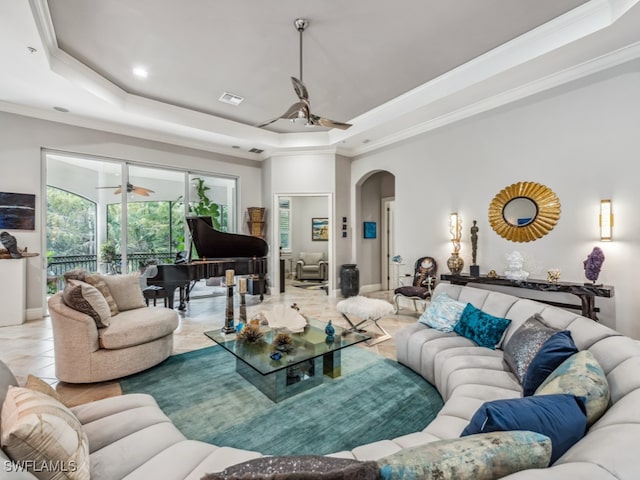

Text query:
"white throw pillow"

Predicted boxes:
[[99, 273, 146, 311], [418, 292, 467, 332], [1, 386, 90, 480]]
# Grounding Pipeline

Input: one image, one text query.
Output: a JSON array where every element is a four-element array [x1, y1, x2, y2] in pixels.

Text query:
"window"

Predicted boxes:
[[279, 197, 291, 252]]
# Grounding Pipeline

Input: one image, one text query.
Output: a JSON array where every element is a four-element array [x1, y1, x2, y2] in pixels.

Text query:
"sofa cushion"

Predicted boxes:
[[98, 307, 178, 350], [418, 293, 466, 332], [453, 303, 511, 350], [460, 394, 587, 464], [62, 279, 111, 328], [99, 273, 146, 311], [522, 331, 579, 396], [84, 274, 119, 316], [535, 350, 610, 426], [378, 430, 551, 480], [202, 455, 379, 480], [503, 313, 558, 383], [1, 386, 90, 480]]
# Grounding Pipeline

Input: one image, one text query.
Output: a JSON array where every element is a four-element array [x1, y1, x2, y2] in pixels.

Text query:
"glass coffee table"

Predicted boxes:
[[204, 319, 369, 402]]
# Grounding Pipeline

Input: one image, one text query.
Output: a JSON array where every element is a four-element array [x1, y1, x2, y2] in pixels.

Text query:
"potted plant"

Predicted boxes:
[[190, 177, 221, 230]]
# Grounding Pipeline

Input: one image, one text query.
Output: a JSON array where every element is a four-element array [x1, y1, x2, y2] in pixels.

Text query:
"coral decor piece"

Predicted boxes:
[[273, 333, 295, 352], [584, 247, 605, 283], [237, 324, 264, 344]]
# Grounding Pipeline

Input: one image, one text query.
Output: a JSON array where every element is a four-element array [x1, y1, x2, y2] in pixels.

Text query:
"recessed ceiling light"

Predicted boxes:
[[231, 145, 241, 149], [219, 92, 244, 106], [27, 47, 37, 54], [362, 139, 371, 144], [132, 67, 148, 79], [53, 106, 69, 112]]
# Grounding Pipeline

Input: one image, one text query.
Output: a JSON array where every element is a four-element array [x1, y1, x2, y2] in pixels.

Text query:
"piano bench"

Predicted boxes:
[[143, 285, 169, 307]]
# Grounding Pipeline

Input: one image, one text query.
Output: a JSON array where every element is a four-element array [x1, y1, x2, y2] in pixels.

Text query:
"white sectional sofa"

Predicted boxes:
[[2, 283, 640, 479]]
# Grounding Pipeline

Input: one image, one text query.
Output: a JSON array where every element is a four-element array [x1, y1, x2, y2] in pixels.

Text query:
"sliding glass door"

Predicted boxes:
[[46, 153, 239, 299]]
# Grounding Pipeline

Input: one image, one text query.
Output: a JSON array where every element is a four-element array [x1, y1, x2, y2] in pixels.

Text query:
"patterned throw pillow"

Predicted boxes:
[[1, 386, 90, 480], [201, 455, 379, 480], [418, 293, 467, 332], [378, 431, 551, 480], [62, 279, 111, 328], [453, 303, 511, 350], [25, 374, 65, 405], [535, 350, 610, 427], [99, 273, 146, 311], [503, 314, 558, 383], [84, 274, 119, 316]]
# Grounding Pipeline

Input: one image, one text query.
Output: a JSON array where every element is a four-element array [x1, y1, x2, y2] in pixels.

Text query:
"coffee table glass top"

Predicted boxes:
[[204, 318, 369, 376]]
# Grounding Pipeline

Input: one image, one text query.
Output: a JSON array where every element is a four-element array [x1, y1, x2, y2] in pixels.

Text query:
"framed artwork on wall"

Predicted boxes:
[[311, 217, 329, 241], [0, 192, 35, 230], [363, 221, 377, 239]]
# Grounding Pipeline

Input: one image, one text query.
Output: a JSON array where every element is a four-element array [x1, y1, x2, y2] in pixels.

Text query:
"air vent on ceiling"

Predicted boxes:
[[218, 92, 244, 106], [249, 148, 264, 154]]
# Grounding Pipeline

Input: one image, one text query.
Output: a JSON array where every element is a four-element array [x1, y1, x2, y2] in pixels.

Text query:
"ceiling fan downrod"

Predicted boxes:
[[294, 18, 308, 82]]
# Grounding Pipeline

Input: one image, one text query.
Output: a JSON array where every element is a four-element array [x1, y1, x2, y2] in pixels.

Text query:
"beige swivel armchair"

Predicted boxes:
[[47, 275, 179, 383], [295, 252, 328, 281]]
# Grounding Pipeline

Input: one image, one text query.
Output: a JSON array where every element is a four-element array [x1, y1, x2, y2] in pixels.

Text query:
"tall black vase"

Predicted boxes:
[[340, 264, 360, 297]]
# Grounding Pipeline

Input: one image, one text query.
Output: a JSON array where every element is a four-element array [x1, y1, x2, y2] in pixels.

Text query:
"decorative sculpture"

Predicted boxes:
[[0, 232, 22, 258], [324, 320, 335, 343], [584, 246, 605, 284], [470, 220, 480, 277], [504, 251, 529, 281]]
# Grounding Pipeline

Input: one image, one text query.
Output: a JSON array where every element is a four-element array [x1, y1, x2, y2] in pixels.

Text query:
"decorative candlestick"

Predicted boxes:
[[239, 292, 247, 324], [238, 277, 247, 294], [225, 269, 235, 286], [222, 283, 236, 334]]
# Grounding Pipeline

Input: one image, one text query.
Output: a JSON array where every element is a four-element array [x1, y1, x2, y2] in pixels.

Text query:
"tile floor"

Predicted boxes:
[[0, 279, 423, 407]]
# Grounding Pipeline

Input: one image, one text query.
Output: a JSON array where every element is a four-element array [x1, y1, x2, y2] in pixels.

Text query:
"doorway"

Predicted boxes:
[[273, 193, 332, 295], [381, 197, 395, 290]]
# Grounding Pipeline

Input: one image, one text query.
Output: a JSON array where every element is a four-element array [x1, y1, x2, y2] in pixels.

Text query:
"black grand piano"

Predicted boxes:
[[147, 216, 269, 309]]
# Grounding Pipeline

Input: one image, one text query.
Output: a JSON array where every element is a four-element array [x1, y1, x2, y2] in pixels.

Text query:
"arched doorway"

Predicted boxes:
[[354, 170, 395, 292]]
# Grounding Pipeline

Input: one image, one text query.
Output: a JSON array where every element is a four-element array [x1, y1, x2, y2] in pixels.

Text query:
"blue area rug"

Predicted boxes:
[[120, 345, 443, 456]]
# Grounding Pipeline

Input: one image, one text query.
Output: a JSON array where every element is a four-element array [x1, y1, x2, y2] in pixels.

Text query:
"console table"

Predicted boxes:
[[440, 274, 614, 320]]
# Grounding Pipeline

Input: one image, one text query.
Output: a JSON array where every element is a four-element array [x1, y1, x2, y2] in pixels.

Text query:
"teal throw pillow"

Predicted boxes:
[[378, 431, 551, 480], [453, 303, 511, 349], [535, 350, 610, 427], [418, 293, 467, 332]]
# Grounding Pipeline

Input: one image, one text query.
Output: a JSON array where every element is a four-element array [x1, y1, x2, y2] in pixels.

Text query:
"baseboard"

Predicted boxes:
[[26, 308, 44, 321], [359, 283, 382, 294]]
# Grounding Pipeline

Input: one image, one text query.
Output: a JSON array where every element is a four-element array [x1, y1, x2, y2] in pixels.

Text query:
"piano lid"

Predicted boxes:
[[186, 216, 269, 259]]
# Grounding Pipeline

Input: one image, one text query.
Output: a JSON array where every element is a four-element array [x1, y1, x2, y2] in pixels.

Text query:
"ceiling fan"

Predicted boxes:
[[96, 183, 155, 196], [257, 18, 352, 130]]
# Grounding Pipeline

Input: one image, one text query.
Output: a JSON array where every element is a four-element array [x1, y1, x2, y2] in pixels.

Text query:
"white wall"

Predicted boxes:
[[0, 111, 263, 318], [290, 196, 329, 261], [352, 59, 640, 338]]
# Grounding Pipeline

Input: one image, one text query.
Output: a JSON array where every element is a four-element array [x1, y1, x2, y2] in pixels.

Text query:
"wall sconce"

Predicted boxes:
[[447, 212, 464, 274], [599, 199, 613, 241]]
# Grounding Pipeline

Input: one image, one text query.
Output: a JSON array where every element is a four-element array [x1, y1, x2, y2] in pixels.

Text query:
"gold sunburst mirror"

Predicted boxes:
[[488, 182, 561, 242]]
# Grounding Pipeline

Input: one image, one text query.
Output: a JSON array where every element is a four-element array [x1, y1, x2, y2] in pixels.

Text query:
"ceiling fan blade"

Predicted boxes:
[[256, 101, 309, 128], [310, 114, 352, 130], [113, 187, 122, 195], [291, 77, 309, 101], [132, 186, 154, 196]]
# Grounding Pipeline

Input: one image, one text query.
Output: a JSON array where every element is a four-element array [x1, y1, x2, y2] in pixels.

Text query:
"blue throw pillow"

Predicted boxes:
[[460, 394, 587, 464], [418, 293, 467, 332], [522, 331, 579, 396], [453, 303, 511, 349]]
